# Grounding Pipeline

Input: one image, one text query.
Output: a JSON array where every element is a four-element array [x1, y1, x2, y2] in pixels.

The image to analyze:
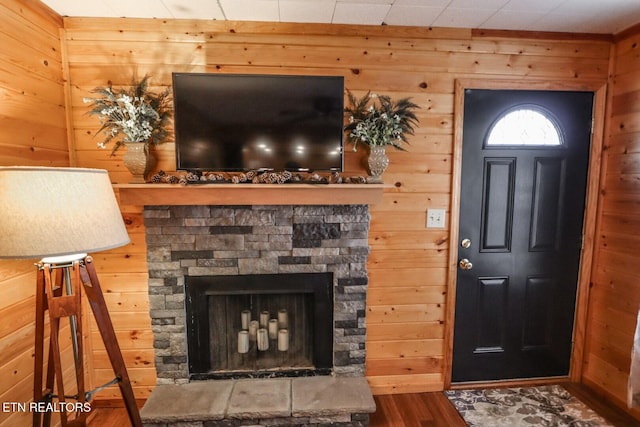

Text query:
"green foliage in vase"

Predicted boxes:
[[344, 90, 420, 151], [83, 74, 172, 156]]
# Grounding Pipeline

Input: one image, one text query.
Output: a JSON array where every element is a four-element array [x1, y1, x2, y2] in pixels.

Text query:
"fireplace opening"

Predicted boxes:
[[185, 272, 333, 380]]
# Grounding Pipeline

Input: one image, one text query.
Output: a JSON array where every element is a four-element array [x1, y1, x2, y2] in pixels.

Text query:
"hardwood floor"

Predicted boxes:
[[88, 383, 639, 426], [370, 391, 466, 427], [87, 407, 132, 427]]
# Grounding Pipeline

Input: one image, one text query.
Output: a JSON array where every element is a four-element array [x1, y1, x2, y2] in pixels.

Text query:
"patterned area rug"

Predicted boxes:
[[445, 385, 613, 426]]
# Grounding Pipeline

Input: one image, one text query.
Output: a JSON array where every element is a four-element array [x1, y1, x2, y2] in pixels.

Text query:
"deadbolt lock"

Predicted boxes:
[[459, 258, 473, 270], [461, 238, 471, 249]]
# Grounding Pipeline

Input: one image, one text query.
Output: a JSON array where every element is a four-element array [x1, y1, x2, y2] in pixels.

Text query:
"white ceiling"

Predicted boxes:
[[40, 0, 640, 35]]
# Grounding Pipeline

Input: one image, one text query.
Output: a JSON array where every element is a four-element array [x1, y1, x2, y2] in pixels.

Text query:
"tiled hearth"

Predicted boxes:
[[140, 203, 376, 426]]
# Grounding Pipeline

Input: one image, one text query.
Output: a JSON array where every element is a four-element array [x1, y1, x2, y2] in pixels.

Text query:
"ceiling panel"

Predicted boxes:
[[449, 0, 510, 8], [337, 0, 393, 4], [383, 5, 444, 27], [480, 10, 546, 31], [39, 0, 640, 34], [501, 0, 564, 13], [218, 0, 279, 21], [528, 12, 596, 34], [162, 0, 225, 20], [107, 0, 172, 18], [393, 0, 449, 6], [279, 0, 337, 23], [432, 7, 499, 29], [333, 3, 391, 25], [42, 0, 119, 17]]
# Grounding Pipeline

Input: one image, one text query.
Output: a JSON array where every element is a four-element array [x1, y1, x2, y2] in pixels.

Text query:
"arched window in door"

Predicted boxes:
[[486, 107, 563, 147]]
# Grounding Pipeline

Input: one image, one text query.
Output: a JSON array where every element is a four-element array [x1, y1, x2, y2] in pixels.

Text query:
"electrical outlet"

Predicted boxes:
[[426, 209, 446, 228]]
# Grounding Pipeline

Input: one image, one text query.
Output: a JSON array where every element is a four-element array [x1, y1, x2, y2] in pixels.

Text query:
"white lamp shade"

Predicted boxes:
[[0, 167, 130, 259]]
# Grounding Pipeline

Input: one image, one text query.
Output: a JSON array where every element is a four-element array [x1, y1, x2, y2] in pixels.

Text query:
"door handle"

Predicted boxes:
[[459, 258, 473, 270]]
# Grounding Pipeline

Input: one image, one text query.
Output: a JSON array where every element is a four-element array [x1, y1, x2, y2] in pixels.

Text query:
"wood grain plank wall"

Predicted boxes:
[[582, 27, 640, 419], [6, 1, 640, 420], [0, 0, 67, 425], [59, 17, 613, 398]]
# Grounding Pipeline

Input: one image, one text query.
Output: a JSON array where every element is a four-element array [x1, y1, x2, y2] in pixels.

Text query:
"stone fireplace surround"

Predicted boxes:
[[144, 203, 371, 383], [138, 197, 377, 426]]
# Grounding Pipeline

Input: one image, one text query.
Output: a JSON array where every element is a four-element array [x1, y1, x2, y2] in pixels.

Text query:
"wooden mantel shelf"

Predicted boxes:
[[114, 183, 385, 206]]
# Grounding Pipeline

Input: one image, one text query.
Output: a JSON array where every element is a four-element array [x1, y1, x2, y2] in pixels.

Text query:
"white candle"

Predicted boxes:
[[259, 310, 270, 328], [257, 328, 269, 351], [278, 329, 289, 352], [238, 331, 249, 354], [248, 320, 259, 341], [241, 310, 251, 330], [268, 319, 278, 339], [277, 309, 288, 329]]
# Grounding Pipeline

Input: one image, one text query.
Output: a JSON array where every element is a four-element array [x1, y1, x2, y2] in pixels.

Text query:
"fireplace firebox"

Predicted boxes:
[[186, 273, 333, 379]]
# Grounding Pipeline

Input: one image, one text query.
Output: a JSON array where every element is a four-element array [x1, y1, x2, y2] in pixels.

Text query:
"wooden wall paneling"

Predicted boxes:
[[369, 230, 449, 251], [78, 200, 155, 400], [0, 143, 68, 166], [366, 356, 443, 376], [368, 267, 448, 288], [0, 4, 62, 78], [91, 348, 155, 368], [0, 348, 37, 406], [569, 80, 608, 382], [367, 322, 444, 341], [367, 373, 444, 395], [0, 298, 35, 340], [0, 323, 73, 426], [367, 286, 447, 306], [599, 214, 640, 251], [89, 368, 156, 400], [583, 356, 632, 405], [60, 25, 77, 166], [0, 319, 36, 367], [59, 16, 612, 398], [367, 339, 443, 360], [582, 28, 640, 421], [371, 193, 451, 213], [0, 0, 67, 160], [0, 3, 67, 417]]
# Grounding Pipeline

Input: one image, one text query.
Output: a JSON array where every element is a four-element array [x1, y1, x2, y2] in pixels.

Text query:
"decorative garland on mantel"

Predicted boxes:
[[149, 170, 372, 185]]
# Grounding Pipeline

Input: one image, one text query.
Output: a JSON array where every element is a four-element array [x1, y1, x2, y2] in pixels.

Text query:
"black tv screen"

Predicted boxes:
[[172, 73, 344, 172]]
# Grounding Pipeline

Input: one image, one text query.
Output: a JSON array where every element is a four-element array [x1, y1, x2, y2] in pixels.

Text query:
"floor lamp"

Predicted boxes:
[[0, 167, 142, 427]]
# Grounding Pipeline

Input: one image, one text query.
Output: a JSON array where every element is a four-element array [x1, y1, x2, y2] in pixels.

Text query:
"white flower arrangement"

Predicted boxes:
[[344, 90, 419, 151], [83, 75, 172, 156]]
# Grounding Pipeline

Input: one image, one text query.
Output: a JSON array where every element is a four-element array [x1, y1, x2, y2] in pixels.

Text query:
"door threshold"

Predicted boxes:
[[449, 376, 570, 390]]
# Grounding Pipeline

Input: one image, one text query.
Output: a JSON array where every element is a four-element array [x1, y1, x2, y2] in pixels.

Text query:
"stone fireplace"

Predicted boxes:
[[144, 204, 371, 384]]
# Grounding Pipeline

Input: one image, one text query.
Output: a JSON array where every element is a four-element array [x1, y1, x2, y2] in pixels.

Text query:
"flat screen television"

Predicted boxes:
[[172, 73, 344, 172]]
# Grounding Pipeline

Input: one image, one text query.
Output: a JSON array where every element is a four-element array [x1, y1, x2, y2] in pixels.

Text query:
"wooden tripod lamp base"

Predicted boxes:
[[33, 255, 142, 427], [0, 167, 139, 426]]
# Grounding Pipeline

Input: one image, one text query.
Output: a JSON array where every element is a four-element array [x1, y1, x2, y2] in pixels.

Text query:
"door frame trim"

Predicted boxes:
[[444, 79, 607, 388]]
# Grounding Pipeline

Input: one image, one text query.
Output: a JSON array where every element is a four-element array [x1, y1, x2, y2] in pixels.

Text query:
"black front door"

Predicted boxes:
[[452, 89, 593, 382]]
